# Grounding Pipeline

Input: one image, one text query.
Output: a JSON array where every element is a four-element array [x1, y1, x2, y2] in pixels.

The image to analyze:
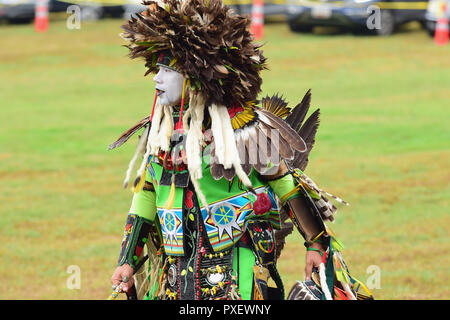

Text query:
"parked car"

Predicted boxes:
[[224, 0, 288, 17], [50, 0, 125, 20], [424, 0, 450, 36], [286, 0, 428, 35], [0, 0, 35, 23]]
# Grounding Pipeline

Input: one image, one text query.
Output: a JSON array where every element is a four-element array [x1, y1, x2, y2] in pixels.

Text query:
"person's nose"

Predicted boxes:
[[153, 70, 162, 84]]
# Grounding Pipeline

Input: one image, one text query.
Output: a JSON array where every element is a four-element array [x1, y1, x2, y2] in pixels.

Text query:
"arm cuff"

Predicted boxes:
[[117, 214, 153, 271]]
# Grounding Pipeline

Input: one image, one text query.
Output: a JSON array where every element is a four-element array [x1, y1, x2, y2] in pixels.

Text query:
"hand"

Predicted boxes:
[[305, 242, 325, 280], [111, 264, 134, 293]]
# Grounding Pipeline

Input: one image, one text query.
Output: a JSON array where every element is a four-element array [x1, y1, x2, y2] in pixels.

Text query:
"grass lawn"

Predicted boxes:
[[0, 16, 448, 300]]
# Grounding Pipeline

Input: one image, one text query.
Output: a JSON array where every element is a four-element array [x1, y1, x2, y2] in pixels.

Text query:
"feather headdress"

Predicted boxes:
[[121, 0, 267, 108]]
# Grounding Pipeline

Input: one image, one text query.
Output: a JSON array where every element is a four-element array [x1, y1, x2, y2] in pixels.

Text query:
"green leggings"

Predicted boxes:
[[232, 245, 255, 300]]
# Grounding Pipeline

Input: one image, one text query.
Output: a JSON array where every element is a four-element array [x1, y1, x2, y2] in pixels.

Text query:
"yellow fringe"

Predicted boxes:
[[133, 169, 147, 193], [164, 179, 176, 210]]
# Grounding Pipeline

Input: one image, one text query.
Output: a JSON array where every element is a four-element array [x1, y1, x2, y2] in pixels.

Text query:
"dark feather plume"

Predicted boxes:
[[294, 109, 320, 171], [286, 89, 311, 132], [279, 89, 320, 171], [223, 167, 236, 181], [210, 141, 224, 180]]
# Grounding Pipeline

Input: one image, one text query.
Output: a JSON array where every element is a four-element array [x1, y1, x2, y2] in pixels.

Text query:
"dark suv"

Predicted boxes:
[[286, 0, 428, 35], [0, 0, 35, 23]]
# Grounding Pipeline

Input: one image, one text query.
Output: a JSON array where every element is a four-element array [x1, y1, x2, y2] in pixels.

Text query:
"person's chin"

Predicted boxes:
[[164, 100, 180, 107], [159, 98, 169, 106]]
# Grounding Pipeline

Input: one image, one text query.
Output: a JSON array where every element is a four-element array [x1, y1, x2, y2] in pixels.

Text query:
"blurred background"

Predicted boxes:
[[0, 0, 448, 300]]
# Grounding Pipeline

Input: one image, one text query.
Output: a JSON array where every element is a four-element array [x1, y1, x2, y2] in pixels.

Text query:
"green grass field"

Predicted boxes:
[[0, 16, 449, 300]]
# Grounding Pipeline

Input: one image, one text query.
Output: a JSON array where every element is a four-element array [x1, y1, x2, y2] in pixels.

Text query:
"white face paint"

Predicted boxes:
[[153, 66, 185, 106]]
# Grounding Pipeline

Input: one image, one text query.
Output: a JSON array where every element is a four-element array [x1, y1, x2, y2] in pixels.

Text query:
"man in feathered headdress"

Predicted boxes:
[[109, 0, 373, 300]]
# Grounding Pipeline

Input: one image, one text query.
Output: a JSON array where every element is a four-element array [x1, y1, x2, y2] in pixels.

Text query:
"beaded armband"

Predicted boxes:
[[117, 214, 154, 271]]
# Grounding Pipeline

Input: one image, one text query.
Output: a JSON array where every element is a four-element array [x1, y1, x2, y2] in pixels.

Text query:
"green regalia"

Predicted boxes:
[[109, 0, 374, 301]]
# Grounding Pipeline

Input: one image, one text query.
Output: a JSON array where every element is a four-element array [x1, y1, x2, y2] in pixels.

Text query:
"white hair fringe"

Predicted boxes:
[[208, 104, 225, 165], [185, 93, 210, 211], [182, 107, 191, 132], [185, 93, 205, 181], [155, 105, 173, 152], [133, 99, 164, 186], [319, 262, 333, 300]]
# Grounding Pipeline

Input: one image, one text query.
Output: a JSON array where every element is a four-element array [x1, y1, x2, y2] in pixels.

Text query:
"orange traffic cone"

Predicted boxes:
[[434, 2, 448, 45], [250, 0, 264, 40], [34, 0, 49, 32]]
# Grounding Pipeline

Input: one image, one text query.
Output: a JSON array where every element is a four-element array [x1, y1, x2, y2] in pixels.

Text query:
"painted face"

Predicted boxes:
[[153, 66, 185, 106]]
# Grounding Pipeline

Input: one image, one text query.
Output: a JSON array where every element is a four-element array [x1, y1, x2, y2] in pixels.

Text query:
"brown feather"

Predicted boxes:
[[258, 121, 293, 160], [223, 167, 236, 181], [253, 125, 272, 172], [108, 116, 150, 150], [292, 109, 320, 171], [241, 128, 257, 170], [241, 126, 265, 173], [209, 141, 224, 180], [241, 140, 252, 176], [256, 109, 307, 153], [246, 126, 264, 173], [256, 122, 281, 166], [235, 130, 251, 175]]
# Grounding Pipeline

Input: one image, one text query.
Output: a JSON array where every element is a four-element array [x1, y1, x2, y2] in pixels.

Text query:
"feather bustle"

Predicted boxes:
[[256, 109, 307, 153]]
